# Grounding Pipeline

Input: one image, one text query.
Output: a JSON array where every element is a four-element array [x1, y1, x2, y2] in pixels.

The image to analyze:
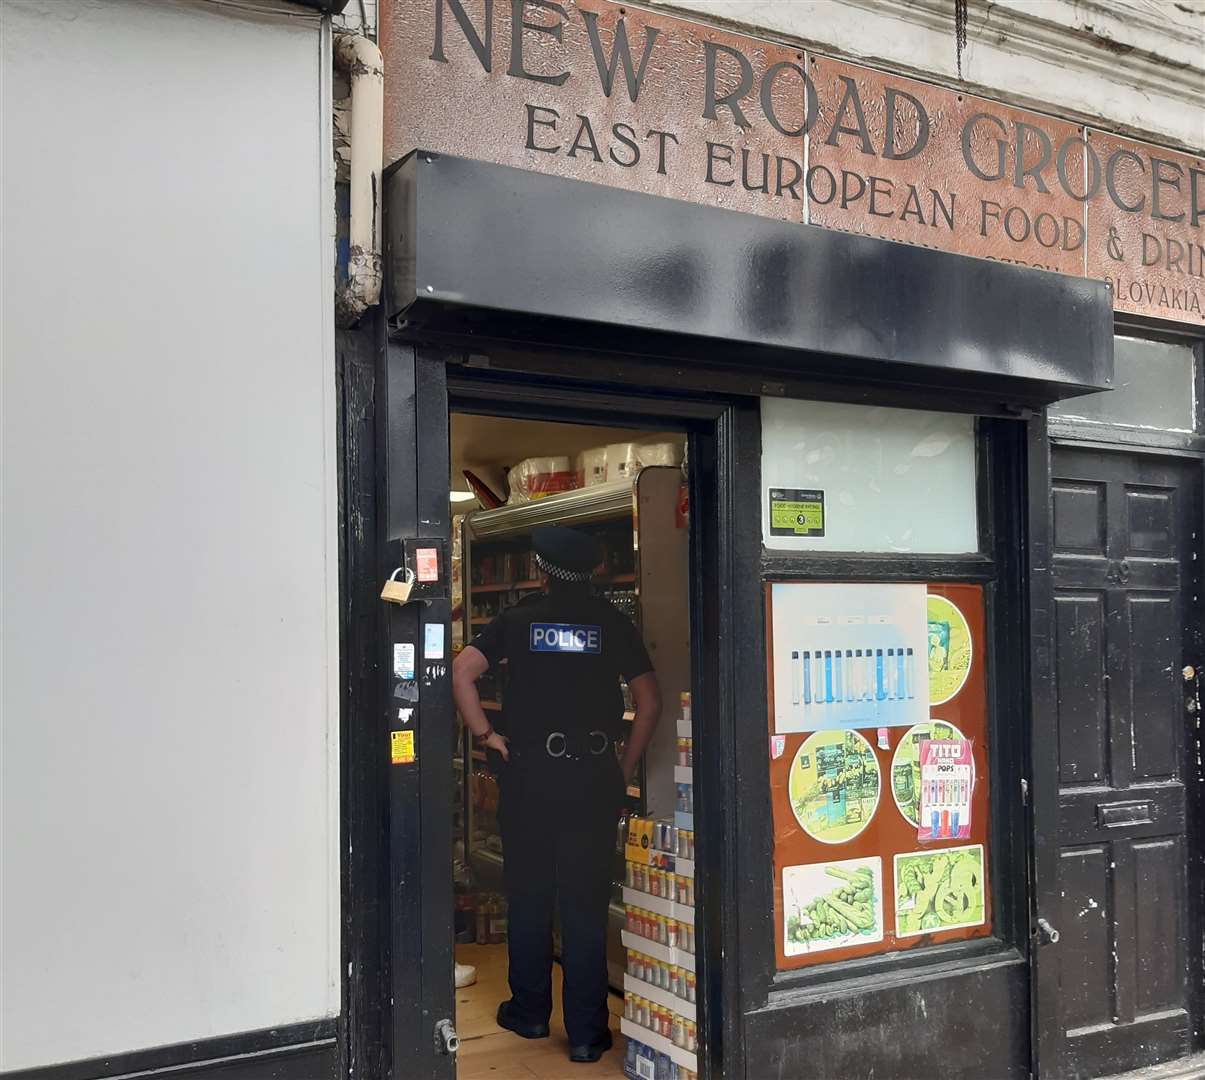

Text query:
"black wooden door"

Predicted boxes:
[[1038, 446, 1201, 1078]]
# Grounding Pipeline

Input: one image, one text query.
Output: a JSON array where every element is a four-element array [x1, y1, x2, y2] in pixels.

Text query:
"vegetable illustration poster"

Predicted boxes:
[[783, 856, 884, 956], [771, 583, 929, 733], [789, 730, 881, 844], [894, 845, 985, 937]]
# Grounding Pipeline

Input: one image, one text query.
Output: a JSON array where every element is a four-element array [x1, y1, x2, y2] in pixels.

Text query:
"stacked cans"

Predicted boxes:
[[626, 949, 697, 1003], [624, 905, 696, 954]]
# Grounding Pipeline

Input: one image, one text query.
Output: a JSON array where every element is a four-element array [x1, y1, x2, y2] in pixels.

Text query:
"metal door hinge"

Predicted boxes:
[[1037, 917, 1060, 945], [435, 1018, 460, 1055]]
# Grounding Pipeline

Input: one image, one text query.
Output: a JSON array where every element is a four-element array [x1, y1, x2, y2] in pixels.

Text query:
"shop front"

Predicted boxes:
[[347, 4, 1205, 1079]]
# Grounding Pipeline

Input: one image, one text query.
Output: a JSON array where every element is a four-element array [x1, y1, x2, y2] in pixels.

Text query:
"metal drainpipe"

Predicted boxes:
[[334, 32, 383, 324]]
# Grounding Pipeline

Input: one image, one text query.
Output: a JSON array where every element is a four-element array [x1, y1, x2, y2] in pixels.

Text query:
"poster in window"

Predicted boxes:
[[890, 720, 965, 827], [894, 845, 986, 937], [783, 856, 884, 956], [788, 729, 881, 845], [767, 582, 992, 970], [770, 583, 929, 734]]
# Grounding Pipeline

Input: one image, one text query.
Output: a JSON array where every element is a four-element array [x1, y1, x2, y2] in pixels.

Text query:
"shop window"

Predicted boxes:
[[766, 582, 992, 970], [761, 399, 979, 553], [1049, 336, 1198, 433]]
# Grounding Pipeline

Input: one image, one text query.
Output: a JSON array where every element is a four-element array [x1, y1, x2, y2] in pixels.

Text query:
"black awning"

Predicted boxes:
[[383, 151, 1113, 405]]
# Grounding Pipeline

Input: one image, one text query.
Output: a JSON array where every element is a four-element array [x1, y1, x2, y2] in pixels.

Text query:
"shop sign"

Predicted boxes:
[[381, 0, 1204, 325]]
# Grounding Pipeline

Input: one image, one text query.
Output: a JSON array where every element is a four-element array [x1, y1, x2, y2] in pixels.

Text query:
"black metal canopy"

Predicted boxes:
[[384, 151, 1113, 405]]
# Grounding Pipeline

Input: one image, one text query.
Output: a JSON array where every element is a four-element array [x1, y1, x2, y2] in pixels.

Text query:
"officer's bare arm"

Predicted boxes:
[[452, 646, 509, 759], [620, 672, 662, 784]]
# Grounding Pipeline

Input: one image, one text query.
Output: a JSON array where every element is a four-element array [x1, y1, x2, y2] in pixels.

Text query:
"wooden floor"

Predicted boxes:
[[455, 943, 625, 1080]]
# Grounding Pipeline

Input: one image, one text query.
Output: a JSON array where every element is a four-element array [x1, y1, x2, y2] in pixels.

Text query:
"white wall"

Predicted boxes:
[[1, 0, 338, 1069]]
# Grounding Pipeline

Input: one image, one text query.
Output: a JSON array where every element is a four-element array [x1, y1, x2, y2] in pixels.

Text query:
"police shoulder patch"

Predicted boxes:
[[530, 622, 602, 654]]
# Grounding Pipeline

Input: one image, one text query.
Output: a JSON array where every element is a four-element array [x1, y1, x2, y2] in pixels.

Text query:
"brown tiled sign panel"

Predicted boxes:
[[1084, 132, 1205, 322], [382, 0, 807, 221], [381, 0, 1205, 325], [806, 57, 1088, 278]]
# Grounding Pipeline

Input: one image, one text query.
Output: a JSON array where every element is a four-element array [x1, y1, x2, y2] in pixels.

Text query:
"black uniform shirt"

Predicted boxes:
[[471, 588, 653, 748]]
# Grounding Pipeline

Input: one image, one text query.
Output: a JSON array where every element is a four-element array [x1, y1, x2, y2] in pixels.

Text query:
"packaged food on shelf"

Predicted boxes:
[[506, 456, 578, 503], [576, 446, 608, 487], [635, 442, 685, 469]]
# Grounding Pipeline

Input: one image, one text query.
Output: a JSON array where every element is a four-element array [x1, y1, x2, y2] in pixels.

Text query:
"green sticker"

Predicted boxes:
[[769, 488, 825, 537]]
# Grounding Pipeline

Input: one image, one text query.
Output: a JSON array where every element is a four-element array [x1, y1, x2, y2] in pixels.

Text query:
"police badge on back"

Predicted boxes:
[[530, 622, 602, 653]]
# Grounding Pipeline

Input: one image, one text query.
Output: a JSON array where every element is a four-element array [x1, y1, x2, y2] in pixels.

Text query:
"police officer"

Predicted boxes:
[[452, 526, 662, 1063]]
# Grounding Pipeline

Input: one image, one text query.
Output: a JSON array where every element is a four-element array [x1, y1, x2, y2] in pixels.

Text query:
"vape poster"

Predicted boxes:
[[783, 856, 884, 956], [917, 737, 974, 841], [890, 720, 965, 826], [770, 583, 929, 733]]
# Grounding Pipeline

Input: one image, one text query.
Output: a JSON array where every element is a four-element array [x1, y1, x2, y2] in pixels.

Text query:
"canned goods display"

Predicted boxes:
[[672, 1014, 685, 1047]]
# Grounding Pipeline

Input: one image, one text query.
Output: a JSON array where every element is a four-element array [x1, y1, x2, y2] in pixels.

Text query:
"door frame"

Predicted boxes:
[[368, 344, 749, 1079]]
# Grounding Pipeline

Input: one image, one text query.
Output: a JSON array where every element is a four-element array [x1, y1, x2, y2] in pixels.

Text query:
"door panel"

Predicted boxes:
[[1039, 447, 1200, 1078]]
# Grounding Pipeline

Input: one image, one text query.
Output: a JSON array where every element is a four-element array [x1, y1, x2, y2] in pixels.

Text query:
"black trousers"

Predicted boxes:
[[497, 750, 623, 1046]]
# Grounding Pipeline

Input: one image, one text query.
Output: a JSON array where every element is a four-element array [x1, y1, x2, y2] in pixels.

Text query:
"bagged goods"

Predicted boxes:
[[605, 443, 641, 483], [603, 441, 685, 484], [576, 446, 608, 487], [635, 442, 684, 469], [506, 456, 578, 503]]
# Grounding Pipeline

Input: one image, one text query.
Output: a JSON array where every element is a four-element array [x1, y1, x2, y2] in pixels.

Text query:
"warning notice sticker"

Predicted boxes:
[[390, 729, 416, 765], [769, 488, 826, 537]]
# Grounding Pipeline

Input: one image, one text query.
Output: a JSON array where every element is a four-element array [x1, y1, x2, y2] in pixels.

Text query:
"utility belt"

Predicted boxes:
[[510, 729, 614, 762]]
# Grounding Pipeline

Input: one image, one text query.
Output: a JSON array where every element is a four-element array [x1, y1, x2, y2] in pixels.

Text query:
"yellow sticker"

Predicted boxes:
[[624, 816, 655, 865], [391, 729, 416, 765]]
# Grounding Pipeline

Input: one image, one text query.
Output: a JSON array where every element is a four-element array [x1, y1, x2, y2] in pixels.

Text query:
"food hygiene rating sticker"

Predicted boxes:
[[769, 488, 826, 537]]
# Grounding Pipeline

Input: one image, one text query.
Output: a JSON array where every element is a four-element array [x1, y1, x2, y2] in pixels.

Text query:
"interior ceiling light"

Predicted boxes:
[[449, 490, 477, 502]]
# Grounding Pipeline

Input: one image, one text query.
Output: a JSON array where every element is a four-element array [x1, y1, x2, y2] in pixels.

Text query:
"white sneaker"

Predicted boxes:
[[455, 962, 477, 988]]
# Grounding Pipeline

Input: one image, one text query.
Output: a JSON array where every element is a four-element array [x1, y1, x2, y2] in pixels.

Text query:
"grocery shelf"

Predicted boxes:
[[674, 811, 694, 831], [621, 930, 695, 973], [470, 580, 542, 593], [481, 700, 502, 712], [676, 719, 693, 738], [622, 973, 696, 1021], [623, 886, 694, 925], [620, 1018, 698, 1072], [674, 857, 694, 879], [674, 765, 693, 784]]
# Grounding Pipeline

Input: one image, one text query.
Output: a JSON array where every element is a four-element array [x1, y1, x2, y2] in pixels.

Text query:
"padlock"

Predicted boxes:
[[380, 566, 415, 605]]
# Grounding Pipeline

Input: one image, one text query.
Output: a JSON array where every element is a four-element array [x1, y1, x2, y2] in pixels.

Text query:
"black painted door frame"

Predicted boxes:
[[377, 346, 743, 1079], [1032, 434, 1205, 1079]]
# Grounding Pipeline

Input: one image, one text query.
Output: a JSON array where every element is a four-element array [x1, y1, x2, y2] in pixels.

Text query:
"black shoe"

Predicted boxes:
[[496, 1000, 550, 1039], [568, 1029, 613, 1063]]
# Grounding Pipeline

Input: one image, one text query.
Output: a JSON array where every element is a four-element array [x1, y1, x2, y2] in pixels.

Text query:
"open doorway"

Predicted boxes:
[[446, 410, 700, 1080]]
